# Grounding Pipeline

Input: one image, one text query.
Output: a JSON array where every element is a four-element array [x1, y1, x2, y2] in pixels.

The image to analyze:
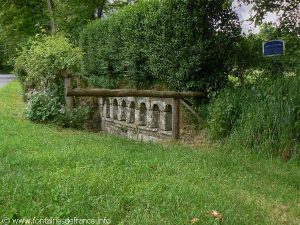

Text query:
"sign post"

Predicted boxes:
[[263, 40, 285, 57]]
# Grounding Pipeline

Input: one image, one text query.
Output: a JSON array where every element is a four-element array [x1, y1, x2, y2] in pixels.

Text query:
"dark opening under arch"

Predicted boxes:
[[129, 101, 136, 123], [120, 100, 127, 121], [113, 99, 118, 120], [165, 104, 172, 131], [139, 103, 147, 126], [105, 99, 111, 118], [152, 104, 160, 128]]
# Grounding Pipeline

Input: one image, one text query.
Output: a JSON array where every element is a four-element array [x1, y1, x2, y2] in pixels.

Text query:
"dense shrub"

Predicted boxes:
[[80, 0, 241, 91], [25, 90, 89, 128], [14, 35, 88, 127], [25, 91, 63, 123], [208, 74, 300, 158], [54, 107, 90, 129], [14, 35, 83, 93]]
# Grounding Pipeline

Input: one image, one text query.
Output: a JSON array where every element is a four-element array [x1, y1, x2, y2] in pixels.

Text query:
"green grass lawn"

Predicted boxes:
[[0, 82, 300, 225]]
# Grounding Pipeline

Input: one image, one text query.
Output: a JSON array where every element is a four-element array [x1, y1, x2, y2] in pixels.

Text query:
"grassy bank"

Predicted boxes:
[[0, 82, 300, 225]]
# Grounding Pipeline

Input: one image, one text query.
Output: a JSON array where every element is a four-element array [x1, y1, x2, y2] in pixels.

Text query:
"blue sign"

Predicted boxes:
[[263, 40, 285, 57]]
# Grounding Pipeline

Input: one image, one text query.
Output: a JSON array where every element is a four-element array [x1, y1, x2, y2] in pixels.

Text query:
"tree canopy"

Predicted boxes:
[[238, 0, 300, 36], [0, 0, 135, 65]]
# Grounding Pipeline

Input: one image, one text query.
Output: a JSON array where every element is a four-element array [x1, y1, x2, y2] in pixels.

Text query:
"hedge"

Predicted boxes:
[[80, 0, 241, 92]]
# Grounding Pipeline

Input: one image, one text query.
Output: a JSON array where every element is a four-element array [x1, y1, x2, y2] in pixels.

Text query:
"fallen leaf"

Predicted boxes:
[[208, 210, 223, 220], [190, 217, 199, 224]]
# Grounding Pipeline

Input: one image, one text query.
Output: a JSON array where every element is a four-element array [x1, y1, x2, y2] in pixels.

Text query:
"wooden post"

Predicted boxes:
[[64, 77, 74, 110], [172, 98, 180, 140]]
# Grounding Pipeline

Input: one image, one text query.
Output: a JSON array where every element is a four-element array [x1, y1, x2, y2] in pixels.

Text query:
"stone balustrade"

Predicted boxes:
[[99, 97, 174, 141]]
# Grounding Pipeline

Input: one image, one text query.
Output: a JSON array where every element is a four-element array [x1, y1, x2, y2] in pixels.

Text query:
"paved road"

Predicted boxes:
[[0, 74, 15, 88]]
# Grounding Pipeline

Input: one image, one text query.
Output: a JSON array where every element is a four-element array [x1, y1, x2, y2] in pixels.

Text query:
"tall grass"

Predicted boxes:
[[208, 75, 300, 159]]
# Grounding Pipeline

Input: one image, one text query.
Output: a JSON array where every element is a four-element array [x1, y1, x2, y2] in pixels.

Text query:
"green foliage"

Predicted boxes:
[[14, 35, 87, 127], [52, 0, 104, 43], [53, 0, 137, 42], [208, 74, 300, 158], [231, 24, 300, 84], [208, 88, 244, 139], [257, 24, 300, 75], [25, 91, 63, 123], [25, 90, 89, 128], [0, 0, 133, 65], [80, 0, 241, 91], [54, 107, 90, 129], [14, 35, 83, 93], [88, 75, 118, 89], [0, 0, 48, 65], [0, 65, 13, 74]]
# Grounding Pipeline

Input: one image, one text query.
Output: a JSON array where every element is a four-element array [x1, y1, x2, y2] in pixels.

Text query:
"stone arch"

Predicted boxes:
[[165, 104, 172, 131], [120, 100, 127, 121], [152, 104, 160, 128], [139, 103, 147, 126], [113, 99, 118, 120], [129, 101, 136, 123], [105, 99, 111, 118]]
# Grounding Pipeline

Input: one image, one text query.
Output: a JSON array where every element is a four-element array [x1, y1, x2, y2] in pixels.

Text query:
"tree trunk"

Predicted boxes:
[[46, 0, 56, 34], [95, 0, 106, 19]]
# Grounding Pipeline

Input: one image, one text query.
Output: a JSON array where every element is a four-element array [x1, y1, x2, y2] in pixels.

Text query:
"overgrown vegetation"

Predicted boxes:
[[208, 75, 300, 159], [14, 35, 83, 92], [80, 0, 241, 91], [14, 35, 88, 128], [206, 23, 300, 159]]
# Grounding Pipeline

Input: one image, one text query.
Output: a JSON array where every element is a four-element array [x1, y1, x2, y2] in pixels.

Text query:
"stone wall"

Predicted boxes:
[[99, 97, 174, 141]]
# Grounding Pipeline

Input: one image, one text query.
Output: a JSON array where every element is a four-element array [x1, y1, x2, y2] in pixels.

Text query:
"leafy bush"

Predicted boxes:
[[80, 0, 241, 91], [15, 35, 88, 127], [25, 90, 89, 128], [208, 74, 300, 158], [14, 35, 83, 94], [25, 91, 63, 123], [54, 107, 90, 129]]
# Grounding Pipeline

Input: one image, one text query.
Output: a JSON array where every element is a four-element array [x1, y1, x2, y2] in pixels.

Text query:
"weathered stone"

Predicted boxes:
[[99, 97, 174, 142]]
